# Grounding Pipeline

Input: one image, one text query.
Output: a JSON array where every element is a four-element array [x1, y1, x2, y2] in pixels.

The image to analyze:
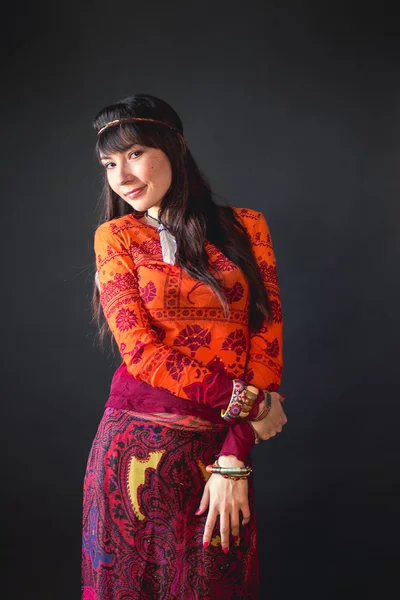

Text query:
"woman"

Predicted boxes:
[[82, 93, 287, 600]]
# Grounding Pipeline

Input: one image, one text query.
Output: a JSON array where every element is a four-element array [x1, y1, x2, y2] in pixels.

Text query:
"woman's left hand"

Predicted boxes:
[[251, 392, 287, 440], [195, 455, 250, 552]]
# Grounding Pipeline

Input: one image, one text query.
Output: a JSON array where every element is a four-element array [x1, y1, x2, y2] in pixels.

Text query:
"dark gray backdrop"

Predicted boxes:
[[3, 1, 399, 598]]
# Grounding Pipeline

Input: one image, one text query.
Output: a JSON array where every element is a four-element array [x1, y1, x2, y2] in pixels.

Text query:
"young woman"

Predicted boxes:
[[82, 93, 287, 600]]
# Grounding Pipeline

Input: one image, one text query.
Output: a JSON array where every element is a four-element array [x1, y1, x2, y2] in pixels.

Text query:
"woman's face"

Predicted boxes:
[[99, 143, 172, 213]]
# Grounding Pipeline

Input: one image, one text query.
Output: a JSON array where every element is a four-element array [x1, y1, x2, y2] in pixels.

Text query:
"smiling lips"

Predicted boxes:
[[126, 185, 147, 198]]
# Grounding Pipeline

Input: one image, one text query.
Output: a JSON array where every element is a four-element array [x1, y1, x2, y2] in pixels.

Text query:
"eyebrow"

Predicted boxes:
[[99, 144, 142, 161]]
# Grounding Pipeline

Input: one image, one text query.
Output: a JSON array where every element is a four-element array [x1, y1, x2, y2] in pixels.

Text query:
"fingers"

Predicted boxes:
[[260, 411, 288, 439], [219, 509, 230, 553], [203, 508, 249, 550], [242, 508, 251, 527], [230, 511, 240, 538], [203, 507, 218, 549], [195, 482, 210, 516], [199, 477, 251, 551]]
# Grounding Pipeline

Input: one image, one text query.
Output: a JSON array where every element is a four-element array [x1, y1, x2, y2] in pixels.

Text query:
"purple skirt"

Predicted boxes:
[[81, 407, 260, 599]]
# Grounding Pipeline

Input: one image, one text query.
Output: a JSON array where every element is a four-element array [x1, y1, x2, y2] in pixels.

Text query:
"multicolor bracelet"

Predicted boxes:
[[221, 380, 259, 422]]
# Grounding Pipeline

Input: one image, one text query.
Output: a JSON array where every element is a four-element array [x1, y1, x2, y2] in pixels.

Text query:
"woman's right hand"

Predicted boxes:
[[250, 392, 287, 440]]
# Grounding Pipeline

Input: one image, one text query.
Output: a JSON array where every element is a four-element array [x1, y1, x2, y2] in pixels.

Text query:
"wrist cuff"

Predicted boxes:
[[221, 380, 260, 422]]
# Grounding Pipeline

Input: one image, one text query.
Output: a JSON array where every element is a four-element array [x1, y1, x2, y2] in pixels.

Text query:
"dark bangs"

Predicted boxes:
[[94, 123, 162, 163]]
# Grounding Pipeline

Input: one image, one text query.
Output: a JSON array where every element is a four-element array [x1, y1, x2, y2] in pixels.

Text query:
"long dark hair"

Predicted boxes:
[[91, 93, 272, 350]]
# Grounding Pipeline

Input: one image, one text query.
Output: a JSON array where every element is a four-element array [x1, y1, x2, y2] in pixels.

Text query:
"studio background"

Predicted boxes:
[[3, 1, 399, 598]]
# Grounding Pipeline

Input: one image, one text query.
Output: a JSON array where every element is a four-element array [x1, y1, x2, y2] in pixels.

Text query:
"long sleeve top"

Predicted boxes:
[[94, 206, 284, 460]]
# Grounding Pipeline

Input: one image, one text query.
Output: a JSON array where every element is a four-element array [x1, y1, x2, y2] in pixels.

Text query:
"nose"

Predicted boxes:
[[116, 160, 139, 185]]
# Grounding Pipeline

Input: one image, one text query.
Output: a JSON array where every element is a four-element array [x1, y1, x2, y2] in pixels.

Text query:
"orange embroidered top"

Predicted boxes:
[[94, 206, 284, 457]]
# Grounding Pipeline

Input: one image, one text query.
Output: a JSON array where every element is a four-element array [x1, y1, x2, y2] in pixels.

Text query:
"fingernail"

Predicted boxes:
[[232, 535, 239, 541], [223, 547, 229, 554], [281, 394, 286, 399], [203, 542, 209, 549], [195, 509, 201, 515]]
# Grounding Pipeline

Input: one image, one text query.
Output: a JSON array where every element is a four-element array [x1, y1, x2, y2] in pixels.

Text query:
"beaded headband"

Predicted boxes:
[[96, 117, 185, 142]]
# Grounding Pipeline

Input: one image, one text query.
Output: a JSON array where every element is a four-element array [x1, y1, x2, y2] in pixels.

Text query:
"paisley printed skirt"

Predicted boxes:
[[81, 407, 260, 600]]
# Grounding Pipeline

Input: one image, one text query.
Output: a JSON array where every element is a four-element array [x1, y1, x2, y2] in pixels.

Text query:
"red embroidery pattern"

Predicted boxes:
[[141, 238, 162, 256], [120, 340, 145, 365], [148, 307, 248, 325], [165, 351, 204, 382], [102, 294, 137, 319], [205, 355, 230, 376], [99, 272, 137, 306], [259, 261, 278, 287], [225, 281, 245, 303], [265, 337, 280, 358], [173, 324, 212, 357], [140, 280, 157, 303], [115, 307, 138, 331], [94, 207, 283, 402], [270, 297, 283, 323], [211, 253, 237, 272], [150, 323, 167, 342], [222, 329, 247, 360]]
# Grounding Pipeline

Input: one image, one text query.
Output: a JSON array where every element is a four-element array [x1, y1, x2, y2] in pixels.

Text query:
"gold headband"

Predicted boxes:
[[96, 116, 185, 140]]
